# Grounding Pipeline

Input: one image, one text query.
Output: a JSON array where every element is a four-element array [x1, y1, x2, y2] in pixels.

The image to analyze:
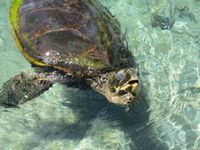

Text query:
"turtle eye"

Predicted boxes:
[[115, 71, 125, 81]]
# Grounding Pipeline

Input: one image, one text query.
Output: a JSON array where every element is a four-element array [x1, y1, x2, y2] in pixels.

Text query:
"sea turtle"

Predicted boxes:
[[0, 0, 139, 107]]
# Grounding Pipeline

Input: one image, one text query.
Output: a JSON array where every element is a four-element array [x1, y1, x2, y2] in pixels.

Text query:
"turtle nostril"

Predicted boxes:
[[129, 96, 133, 100], [118, 90, 127, 96]]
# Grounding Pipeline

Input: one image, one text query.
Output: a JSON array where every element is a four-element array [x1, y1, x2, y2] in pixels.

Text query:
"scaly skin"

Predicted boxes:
[[0, 72, 84, 107], [0, 68, 139, 107], [89, 68, 139, 106], [0, 72, 53, 106]]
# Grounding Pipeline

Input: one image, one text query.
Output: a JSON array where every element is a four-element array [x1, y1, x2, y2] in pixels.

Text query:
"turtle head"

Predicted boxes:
[[106, 68, 139, 106], [90, 67, 139, 106]]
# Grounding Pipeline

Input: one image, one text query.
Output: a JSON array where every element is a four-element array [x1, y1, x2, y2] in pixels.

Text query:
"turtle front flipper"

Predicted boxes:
[[0, 72, 54, 107], [0, 72, 88, 107]]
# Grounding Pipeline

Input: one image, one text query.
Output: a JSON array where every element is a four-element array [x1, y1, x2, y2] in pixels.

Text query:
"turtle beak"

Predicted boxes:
[[105, 82, 139, 106]]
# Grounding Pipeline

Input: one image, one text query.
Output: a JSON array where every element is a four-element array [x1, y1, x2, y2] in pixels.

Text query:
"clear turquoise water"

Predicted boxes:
[[0, 0, 200, 149]]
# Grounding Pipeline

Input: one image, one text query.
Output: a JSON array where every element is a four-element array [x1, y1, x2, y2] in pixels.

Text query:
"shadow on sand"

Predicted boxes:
[[26, 81, 169, 150]]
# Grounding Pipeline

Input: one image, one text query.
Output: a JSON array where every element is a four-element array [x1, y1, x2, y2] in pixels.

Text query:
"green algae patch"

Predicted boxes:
[[9, 0, 48, 67], [9, 0, 23, 31]]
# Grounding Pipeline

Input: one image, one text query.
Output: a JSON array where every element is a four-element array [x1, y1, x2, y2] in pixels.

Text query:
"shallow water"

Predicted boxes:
[[0, 0, 200, 149]]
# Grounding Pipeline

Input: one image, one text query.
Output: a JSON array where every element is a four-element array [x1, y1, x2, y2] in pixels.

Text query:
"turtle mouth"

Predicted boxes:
[[106, 83, 139, 106]]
